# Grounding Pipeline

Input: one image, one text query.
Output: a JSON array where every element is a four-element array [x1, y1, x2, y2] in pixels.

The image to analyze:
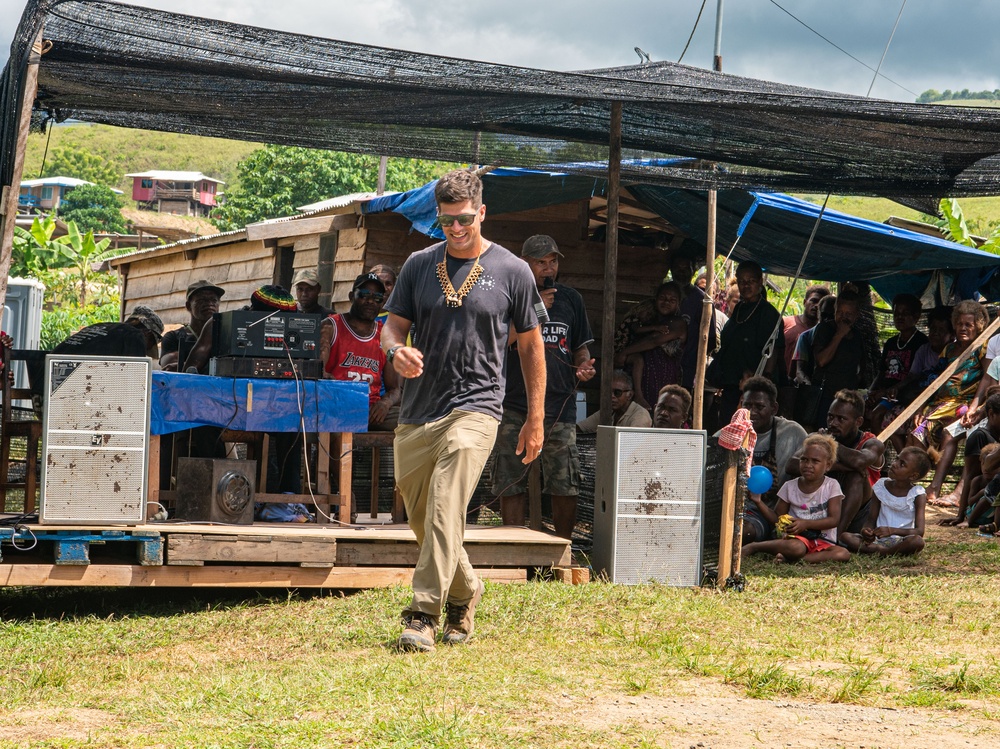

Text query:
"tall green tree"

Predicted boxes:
[[40, 145, 121, 188], [57, 183, 128, 234], [211, 146, 451, 231]]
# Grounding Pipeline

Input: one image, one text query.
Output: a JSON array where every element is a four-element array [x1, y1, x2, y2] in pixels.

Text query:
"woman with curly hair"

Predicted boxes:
[[910, 300, 990, 504]]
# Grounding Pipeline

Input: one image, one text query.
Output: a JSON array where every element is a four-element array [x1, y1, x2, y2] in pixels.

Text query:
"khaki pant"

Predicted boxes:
[[394, 409, 498, 624]]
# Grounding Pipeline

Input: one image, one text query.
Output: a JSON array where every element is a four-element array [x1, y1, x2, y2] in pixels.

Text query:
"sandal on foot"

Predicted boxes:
[[978, 522, 998, 535]]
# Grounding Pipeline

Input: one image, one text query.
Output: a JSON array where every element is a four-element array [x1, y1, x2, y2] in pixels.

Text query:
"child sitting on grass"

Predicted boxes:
[[841, 446, 930, 556], [741, 433, 851, 563], [960, 443, 1000, 534]]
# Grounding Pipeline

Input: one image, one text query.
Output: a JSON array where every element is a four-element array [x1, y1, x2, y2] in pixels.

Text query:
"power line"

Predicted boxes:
[[767, 0, 920, 98], [677, 0, 708, 64]]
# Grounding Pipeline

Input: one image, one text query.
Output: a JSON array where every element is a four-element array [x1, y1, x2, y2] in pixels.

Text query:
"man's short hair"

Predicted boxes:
[[658, 384, 692, 416], [804, 284, 831, 300], [736, 260, 763, 278], [742, 376, 778, 405], [833, 389, 865, 418], [891, 293, 922, 317], [985, 393, 1000, 415], [435, 169, 483, 207], [611, 368, 633, 391]]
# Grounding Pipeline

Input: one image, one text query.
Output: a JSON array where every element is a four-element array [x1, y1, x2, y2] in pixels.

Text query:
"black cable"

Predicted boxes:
[[37, 121, 53, 178], [767, 0, 919, 98], [676, 0, 708, 64]]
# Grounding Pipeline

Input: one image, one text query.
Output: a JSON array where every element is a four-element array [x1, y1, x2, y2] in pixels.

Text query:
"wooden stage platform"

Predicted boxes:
[[0, 520, 574, 589]]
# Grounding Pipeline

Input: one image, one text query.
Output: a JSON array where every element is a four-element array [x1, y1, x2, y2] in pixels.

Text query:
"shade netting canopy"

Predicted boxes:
[[362, 166, 1000, 298], [7, 0, 1000, 198]]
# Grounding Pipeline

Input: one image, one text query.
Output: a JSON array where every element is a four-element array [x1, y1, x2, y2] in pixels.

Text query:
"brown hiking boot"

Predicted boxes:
[[442, 580, 485, 645], [398, 612, 437, 652]]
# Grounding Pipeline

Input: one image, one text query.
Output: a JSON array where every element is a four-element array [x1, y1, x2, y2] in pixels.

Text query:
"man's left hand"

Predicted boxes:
[[576, 358, 597, 382]]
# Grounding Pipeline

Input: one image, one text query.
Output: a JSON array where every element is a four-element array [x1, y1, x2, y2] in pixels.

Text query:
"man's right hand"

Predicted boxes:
[[392, 346, 424, 379], [539, 286, 557, 310]]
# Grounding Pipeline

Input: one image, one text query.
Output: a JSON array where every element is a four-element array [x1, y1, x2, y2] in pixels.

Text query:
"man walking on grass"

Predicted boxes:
[[380, 169, 545, 652]]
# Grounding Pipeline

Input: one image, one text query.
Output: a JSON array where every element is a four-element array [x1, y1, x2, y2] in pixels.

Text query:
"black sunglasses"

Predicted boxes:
[[355, 289, 385, 302], [437, 213, 478, 227], [612, 388, 631, 397]]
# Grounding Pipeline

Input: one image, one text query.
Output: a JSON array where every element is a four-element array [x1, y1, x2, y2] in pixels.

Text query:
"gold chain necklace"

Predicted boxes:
[[734, 298, 763, 324], [437, 248, 484, 308]]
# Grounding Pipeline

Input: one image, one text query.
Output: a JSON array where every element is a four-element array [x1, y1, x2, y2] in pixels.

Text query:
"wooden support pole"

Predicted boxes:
[[0, 29, 43, 328], [717, 447, 739, 586], [876, 314, 1000, 443], [693, 189, 717, 429], [599, 102, 623, 425]]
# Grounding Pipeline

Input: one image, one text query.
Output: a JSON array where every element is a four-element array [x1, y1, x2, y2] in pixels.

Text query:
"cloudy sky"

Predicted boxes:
[[1, 0, 999, 101]]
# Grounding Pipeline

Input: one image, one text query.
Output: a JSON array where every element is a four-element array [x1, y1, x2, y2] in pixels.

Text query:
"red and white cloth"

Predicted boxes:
[[718, 407, 757, 473]]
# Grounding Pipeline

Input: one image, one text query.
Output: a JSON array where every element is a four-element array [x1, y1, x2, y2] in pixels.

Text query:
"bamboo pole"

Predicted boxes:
[[0, 29, 44, 328], [693, 190, 716, 429], [876, 314, 1000, 444], [599, 102, 623, 425]]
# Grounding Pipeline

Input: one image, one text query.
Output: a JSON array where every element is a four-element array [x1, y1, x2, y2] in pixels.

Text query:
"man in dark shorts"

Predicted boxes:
[[381, 169, 545, 652], [493, 234, 596, 539]]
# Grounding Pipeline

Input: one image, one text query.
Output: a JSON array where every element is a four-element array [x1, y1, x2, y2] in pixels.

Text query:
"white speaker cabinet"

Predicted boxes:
[[593, 426, 707, 585], [40, 355, 152, 525]]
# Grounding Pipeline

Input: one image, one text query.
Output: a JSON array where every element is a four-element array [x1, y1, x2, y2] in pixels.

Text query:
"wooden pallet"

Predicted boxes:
[[0, 527, 163, 566], [0, 564, 528, 588], [0, 521, 571, 588]]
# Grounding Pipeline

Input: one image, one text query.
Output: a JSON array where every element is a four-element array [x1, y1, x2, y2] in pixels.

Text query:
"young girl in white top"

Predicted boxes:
[[741, 433, 851, 563], [841, 446, 930, 556]]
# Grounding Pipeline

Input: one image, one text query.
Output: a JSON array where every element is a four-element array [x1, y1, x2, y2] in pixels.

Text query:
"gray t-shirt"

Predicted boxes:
[[385, 241, 541, 424]]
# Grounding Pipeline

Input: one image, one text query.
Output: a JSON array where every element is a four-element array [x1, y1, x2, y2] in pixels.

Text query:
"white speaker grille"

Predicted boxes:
[[41, 357, 151, 525], [594, 427, 705, 586]]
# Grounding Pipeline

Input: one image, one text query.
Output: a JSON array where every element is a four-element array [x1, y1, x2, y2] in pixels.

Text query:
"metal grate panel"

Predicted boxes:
[[41, 356, 151, 525], [593, 427, 706, 586]]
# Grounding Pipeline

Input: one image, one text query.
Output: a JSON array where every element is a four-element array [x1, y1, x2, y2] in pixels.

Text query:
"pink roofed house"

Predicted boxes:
[[125, 171, 224, 217]]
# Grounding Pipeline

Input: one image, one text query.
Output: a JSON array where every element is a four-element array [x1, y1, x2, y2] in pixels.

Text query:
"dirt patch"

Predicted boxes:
[[0, 707, 114, 743], [549, 686, 1000, 748]]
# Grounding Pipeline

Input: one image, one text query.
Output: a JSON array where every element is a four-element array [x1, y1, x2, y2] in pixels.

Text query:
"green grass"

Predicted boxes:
[[2, 524, 1000, 747]]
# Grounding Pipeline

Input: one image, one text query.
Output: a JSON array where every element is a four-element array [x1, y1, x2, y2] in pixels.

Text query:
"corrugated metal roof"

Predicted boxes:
[[296, 191, 390, 212], [124, 171, 225, 184], [20, 176, 93, 187]]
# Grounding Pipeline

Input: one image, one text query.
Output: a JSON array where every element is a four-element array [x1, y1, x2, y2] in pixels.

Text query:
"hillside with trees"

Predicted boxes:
[[22, 124, 260, 193], [917, 88, 1000, 105]]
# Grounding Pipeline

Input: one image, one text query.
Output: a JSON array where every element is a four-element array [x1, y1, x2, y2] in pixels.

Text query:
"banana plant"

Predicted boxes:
[[57, 221, 125, 306], [938, 198, 1000, 255], [11, 215, 65, 276]]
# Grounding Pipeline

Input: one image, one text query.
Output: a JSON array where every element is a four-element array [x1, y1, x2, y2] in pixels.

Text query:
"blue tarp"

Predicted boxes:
[[150, 372, 368, 435], [362, 166, 1000, 298]]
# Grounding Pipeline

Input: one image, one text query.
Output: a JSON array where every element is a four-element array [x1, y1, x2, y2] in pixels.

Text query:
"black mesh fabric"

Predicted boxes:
[[7, 0, 1000, 197]]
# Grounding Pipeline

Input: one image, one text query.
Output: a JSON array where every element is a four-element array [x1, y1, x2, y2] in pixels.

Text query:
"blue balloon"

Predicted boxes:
[[747, 465, 774, 495]]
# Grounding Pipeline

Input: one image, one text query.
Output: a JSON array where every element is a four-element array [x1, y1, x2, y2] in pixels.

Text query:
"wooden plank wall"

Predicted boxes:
[[121, 238, 275, 325]]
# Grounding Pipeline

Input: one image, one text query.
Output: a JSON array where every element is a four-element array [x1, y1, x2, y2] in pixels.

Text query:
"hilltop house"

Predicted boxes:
[[125, 171, 224, 217], [18, 176, 96, 212]]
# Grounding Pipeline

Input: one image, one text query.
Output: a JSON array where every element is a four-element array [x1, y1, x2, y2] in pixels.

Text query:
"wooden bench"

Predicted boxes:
[[348, 431, 404, 523]]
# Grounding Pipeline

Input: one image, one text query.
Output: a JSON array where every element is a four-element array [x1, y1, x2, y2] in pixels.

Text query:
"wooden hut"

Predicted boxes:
[[110, 190, 687, 374]]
